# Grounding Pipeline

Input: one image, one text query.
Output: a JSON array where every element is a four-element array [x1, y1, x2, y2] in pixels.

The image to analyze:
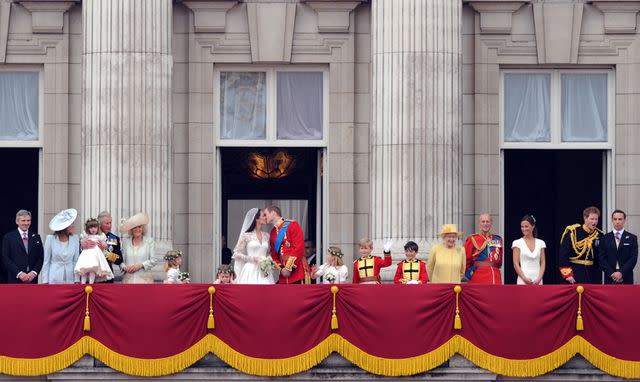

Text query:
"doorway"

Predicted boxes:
[[0, 148, 39, 283], [220, 147, 321, 265], [503, 149, 604, 284]]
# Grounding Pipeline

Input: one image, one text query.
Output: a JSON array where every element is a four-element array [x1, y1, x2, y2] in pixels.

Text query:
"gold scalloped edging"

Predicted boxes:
[[2, 334, 640, 378]]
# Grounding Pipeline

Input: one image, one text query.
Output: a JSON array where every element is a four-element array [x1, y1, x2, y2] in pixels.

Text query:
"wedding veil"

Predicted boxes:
[[233, 207, 260, 277]]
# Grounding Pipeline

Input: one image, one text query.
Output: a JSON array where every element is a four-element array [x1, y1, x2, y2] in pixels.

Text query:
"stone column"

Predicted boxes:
[[370, 0, 462, 259], [82, 0, 172, 254]]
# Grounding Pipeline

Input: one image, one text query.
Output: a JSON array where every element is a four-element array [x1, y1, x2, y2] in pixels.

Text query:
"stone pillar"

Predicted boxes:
[[370, 0, 462, 260], [82, 0, 172, 254]]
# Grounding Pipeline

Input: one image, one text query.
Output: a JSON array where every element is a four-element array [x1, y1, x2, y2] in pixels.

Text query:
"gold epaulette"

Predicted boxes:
[[560, 224, 581, 244]]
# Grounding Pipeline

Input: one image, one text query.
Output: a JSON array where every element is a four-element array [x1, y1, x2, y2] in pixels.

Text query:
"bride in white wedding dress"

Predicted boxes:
[[232, 208, 275, 284]]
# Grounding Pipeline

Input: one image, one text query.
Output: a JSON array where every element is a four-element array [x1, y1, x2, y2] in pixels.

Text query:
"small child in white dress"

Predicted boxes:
[[311, 247, 349, 284], [213, 264, 235, 284], [164, 250, 190, 284], [74, 219, 114, 284]]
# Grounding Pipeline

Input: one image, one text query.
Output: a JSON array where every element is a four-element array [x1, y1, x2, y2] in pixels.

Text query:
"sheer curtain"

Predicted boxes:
[[220, 72, 266, 139], [277, 72, 323, 140], [0, 72, 39, 140], [504, 73, 550, 142], [561, 74, 607, 142]]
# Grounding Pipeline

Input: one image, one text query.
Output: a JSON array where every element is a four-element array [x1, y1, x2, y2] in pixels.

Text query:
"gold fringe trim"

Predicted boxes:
[[3, 334, 640, 378]]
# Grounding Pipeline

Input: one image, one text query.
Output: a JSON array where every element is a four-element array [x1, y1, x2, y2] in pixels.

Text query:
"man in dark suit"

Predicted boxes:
[[598, 209, 638, 284], [1, 210, 44, 284]]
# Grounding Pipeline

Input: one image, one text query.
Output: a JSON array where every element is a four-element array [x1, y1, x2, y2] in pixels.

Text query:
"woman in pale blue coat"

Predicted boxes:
[[41, 209, 80, 284]]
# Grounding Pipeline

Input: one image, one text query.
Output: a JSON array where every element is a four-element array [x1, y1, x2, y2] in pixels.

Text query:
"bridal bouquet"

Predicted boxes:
[[259, 257, 276, 277]]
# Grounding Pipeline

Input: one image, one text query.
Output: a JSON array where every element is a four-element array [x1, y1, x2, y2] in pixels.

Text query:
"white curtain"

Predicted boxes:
[[227, 199, 309, 249], [277, 72, 323, 140], [561, 74, 607, 142], [220, 72, 266, 139], [0, 72, 39, 140], [504, 73, 550, 142]]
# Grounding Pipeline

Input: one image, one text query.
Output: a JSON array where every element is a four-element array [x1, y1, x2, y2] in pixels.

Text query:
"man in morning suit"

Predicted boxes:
[[598, 209, 638, 284], [1, 210, 44, 284]]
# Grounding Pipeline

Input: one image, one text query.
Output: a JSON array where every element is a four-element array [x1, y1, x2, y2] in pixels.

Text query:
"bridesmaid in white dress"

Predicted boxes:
[[233, 208, 275, 284], [512, 215, 546, 285]]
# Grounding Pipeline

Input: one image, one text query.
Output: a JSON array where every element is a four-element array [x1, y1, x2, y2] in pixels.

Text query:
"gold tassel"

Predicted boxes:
[[576, 285, 584, 331], [208, 286, 216, 329], [84, 286, 93, 332], [453, 285, 462, 330], [330, 286, 339, 330]]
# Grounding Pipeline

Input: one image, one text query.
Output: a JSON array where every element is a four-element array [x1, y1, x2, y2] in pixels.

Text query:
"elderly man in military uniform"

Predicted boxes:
[[559, 206, 604, 284], [98, 211, 122, 283]]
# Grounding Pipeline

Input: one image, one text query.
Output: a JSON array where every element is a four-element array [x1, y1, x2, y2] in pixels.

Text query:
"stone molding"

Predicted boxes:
[[466, 1, 527, 34], [592, 1, 640, 34], [533, 1, 583, 63], [16, 1, 76, 34], [181, 1, 238, 33], [304, 1, 361, 33], [247, 2, 296, 62]]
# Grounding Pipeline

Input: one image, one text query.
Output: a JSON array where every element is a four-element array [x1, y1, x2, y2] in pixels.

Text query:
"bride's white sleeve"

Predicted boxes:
[[232, 233, 250, 262]]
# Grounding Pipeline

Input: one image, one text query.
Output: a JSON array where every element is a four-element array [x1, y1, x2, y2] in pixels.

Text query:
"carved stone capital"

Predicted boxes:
[[17, 1, 76, 34], [304, 1, 362, 33], [592, 1, 640, 34], [466, 1, 527, 34], [181, 1, 238, 33]]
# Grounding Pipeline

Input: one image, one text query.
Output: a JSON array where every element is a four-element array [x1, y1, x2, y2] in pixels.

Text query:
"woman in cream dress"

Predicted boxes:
[[512, 215, 546, 285], [120, 212, 158, 284]]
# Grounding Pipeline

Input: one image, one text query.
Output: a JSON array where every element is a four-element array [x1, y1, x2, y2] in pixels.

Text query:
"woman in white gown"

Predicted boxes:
[[512, 215, 546, 285], [233, 208, 275, 284]]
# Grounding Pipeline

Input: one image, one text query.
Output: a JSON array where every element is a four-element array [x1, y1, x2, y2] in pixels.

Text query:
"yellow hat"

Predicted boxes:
[[437, 224, 464, 237]]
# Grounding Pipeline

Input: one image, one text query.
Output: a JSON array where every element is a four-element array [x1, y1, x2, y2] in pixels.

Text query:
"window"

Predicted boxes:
[[0, 71, 39, 141], [501, 70, 613, 148], [216, 67, 327, 145]]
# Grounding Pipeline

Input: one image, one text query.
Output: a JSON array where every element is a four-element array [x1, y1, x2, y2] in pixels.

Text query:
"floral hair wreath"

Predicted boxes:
[[163, 250, 183, 262], [216, 264, 235, 276], [327, 247, 344, 258]]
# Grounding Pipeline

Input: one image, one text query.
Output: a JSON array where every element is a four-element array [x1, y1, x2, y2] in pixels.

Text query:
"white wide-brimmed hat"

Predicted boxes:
[[49, 208, 78, 232], [119, 212, 149, 233]]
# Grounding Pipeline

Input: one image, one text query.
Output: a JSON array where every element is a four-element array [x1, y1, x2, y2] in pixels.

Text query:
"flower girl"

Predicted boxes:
[[74, 218, 114, 284], [311, 247, 349, 284], [164, 250, 189, 284]]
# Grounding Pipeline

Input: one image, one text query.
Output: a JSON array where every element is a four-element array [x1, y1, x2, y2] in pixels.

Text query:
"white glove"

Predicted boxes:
[[383, 239, 393, 253], [406, 280, 420, 285]]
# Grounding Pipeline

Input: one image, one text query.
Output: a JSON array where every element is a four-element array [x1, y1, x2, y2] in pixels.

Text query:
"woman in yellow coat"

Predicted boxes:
[[427, 224, 466, 283]]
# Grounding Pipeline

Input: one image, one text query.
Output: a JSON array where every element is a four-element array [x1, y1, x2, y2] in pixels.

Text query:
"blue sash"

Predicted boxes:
[[274, 221, 291, 254]]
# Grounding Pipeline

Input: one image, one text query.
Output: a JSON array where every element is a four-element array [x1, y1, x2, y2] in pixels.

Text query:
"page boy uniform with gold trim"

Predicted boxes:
[[353, 238, 393, 284], [393, 241, 428, 284]]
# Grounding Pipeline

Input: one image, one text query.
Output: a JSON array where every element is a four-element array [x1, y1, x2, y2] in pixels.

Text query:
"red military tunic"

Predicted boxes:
[[352, 253, 392, 284], [393, 258, 428, 284], [269, 219, 310, 284], [464, 233, 503, 284]]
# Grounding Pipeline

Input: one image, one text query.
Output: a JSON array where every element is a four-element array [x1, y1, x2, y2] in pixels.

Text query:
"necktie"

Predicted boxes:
[[22, 232, 28, 253], [615, 231, 621, 248]]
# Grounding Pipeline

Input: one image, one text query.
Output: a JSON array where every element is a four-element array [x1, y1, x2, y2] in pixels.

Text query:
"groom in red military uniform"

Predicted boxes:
[[265, 205, 311, 284]]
